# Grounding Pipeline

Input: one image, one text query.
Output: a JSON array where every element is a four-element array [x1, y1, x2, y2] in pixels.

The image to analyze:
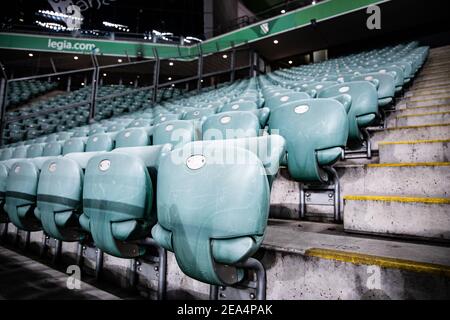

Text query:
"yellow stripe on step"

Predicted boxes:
[[396, 111, 450, 119], [368, 162, 450, 168], [344, 195, 450, 205], [400, 103, 450, 110], [378, 139, 450, 145], [305, 249, 450, 277], [384, 123, 450, 130], [406, 96, 450, 103]]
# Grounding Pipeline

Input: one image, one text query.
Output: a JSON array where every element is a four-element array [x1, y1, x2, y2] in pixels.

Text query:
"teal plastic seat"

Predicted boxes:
[[36, 153, 103, 242], [127, 119, 152, 129], [12, 146, 28, 159], [269, 99, 349, 183], [115, 128, 151, 149], [152, 120, 197, 149], [85, 133, 115, 152], [352, 73, 396, 107], [202, 111, 261, 140], [220, 101, 258, 112], [26, 144, 45, 158], [0, 148, 13, 161], [4, 158, 54, 231], [153, 114, 181, 126], [43, 142, 63, 157], [63, 138, 87, 155], [318, 81, 379, 149], [152, 140, 281, 286], [183, 108, 216, 121], [81, 146, 167, 258], [265, 91, 310, 111]]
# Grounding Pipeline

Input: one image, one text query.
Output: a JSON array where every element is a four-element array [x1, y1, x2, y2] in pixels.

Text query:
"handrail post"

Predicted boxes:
[[152, 48, 160, 104], [197, 44, 204, 92], [230, 42, 236, 83], [89, 54, 99, 123]]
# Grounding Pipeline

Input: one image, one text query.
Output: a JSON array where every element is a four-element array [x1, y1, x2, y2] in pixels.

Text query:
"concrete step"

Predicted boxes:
[[371, 123, 450, 150], [406, 85, 450, 97], [0, 246, 121, 300], [344, 195, 450, 241], [399, 97, 450, 108], [337, 162, 450, 198], [416, 70, 450, 80], [413, 81, 450, 91], [393, 104, 450, 116], [391, 111, 450, 127], [414, 76, 450, 84], [378, 139, 450, 163], [262, 221, 450, 299], [405, 93, 450, 103]]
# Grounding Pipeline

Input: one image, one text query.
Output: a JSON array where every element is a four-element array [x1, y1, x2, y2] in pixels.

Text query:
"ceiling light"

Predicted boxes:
[[118, 59, 122, 63], [222, 54, 228, 59], [288, 60, 293, 64], [103, 73, 107, 77], [168, 77, 172, 81], [74, 56, 79, 60], [169, 62, 174, 66], [273, 40, 279, 44], [281, 9, 286, 14], [28, 53, 34, 57]]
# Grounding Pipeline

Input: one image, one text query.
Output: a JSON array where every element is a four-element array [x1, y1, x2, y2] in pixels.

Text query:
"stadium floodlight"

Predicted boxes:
[[186, 36, 203, 43]]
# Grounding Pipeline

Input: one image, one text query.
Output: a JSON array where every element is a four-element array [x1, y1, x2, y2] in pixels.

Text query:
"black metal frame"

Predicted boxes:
[[40, 234, 62, 265], [128, 238, 167, 300], [210, 258, 266, 301], [0, 46, 254, 146], [299, 166, 341, 222]]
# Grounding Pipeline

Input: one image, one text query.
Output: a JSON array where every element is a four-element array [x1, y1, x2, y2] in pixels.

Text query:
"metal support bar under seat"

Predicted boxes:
[[299, 166, 341, 222], [40, 234, 62, 265], [210, 258, 266, 301], [129, 238, 167, 300], [77, 242, 104, 281]]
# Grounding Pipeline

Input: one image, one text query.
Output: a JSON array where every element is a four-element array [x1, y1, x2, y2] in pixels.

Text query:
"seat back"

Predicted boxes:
[[318, 81, 378, 148], [26, 144, 45, 158], [269, 99, 349, 182], [12, 146, 28, 159], [85, 133, 115, 152], [152, 120, 196, 149], [43, 142, 63, 157], [115, 128, 151, 149], [82, 153, 156, 258], [264, 91, 310, 111], [352, 73, 396, 107], [183, 108, 216, 121], [5, 161, 41, 231], [202, 111, 261, 140], [220, 101, 258, 112], [63, 138, 87, 155], [152, 142, 270, 286], [36, 154, 97, 241]]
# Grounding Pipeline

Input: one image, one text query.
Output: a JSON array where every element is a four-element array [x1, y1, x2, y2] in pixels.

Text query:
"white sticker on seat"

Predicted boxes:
[[49, 162, 57, 172], [220, 116, 232, 124], [231, 104, 240, 110], [186, 155, 206, 170], [124, 131, 131, 138], [379, 69, 386, 74], [365, 76, 374, 81], [166, 124, 174, 132], [316, 85, 323, 90], [160, 117, 167, 122], [99, 160, 111, 172], [339, 86, 350, 93], [93, 137, 98, 142], [193, 111, 200, 116], [294, 105, 309, 114], [14, 166, 20, 174], [280, 96, 289, 102]]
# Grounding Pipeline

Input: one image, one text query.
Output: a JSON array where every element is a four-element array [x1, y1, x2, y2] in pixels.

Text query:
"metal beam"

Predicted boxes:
[[197, 44, 204, 92], [152, 48, 160, 104], [88, 54, 99, 123], [0, 78, 7, 146]]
